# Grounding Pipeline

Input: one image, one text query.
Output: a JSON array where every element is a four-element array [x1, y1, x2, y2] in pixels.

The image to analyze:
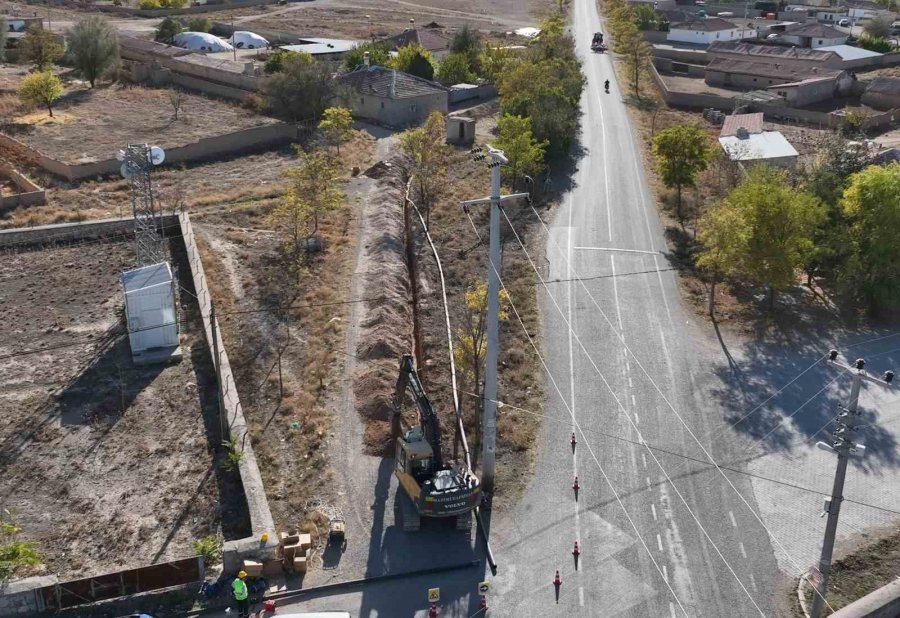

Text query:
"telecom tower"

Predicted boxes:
[[122, 143, 165, 266]]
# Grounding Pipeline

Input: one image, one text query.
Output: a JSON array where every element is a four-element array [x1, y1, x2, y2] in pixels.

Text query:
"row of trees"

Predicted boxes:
[[654, 121, 900, 317], [605, 0, 653, 98]]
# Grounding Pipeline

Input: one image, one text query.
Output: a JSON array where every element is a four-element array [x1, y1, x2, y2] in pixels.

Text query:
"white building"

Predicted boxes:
[[719, 130, 799, 168], [780, 22, 848, 47], [667, 17, 755, 45], [816, 9, 849, 22], [121, 262, 180, 364]]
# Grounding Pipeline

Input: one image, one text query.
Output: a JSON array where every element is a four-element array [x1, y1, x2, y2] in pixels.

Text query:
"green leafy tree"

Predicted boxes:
[[839, 163, 900, 315], [342, 41, 392, 72], [19, 71, 63, 117], [277, 147, 345, 240], [633, 4, 659, 30], [617, 21, 652, 98], [66, 16, 120, 88], [20, 27, 64, 71], [436, 52, 476, 86], [318, 106, 353, 154], [450, 23, 481, 72], [399, 111, 447, 224], [478, 44, 512, 83], [717, 166, 825, 309], [390, 44, 435, 80], [495, 114, 547, 190], [652, 124, 712, 225], [269, 186, 312, 256], [187, 17, 212, 32], [138, 0, 161, 9], [453, 280, 510, 465], [697, 201, 747, 316], [263, 50, 302, 74], [263, 53, 336, 122], [155, 17, 182, 44]]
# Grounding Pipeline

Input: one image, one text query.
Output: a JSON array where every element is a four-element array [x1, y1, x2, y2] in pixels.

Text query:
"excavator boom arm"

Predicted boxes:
[[393, 354, 443, 470]]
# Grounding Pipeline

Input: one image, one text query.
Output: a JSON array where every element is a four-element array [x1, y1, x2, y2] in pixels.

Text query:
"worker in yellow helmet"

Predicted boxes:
[[233, 570, 250, 618]]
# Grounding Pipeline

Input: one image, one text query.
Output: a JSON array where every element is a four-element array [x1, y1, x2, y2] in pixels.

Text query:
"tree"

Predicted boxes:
[[187, 17, 212, 32], [19, 71, 63, 117], [436, 52, 476, 86], [0, 19, 7, 63], [169, 89, 186, 120], [66, 16, 120, 88], [697, 201, 747, 316], [342, 41, 392, 72], [839, 163, 900, 315], [318, 106, 353, 154], [713, 165, 824, 309], [20, 27, 64, 71], [478, 45, 512, 83], [864, 15, 891, 38], [450, 23, 481, 72], [617, 22, 652, 98], [268, 186, 313, 256], [399, 111, 447, 224], [263, 50, 302, 74], [282, 147, 345, 237], [652, 124, 712, 225], [633, 4, 659, 30], [155, 17, 182, 44], [453, 280, 510, 465], [263, 53, 336, 122], [390, 44, 435, 80], [495, 114, 547, 190]]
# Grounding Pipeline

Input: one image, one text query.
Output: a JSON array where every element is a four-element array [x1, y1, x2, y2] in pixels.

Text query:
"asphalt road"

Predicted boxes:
[[484, 1, 784, 616]]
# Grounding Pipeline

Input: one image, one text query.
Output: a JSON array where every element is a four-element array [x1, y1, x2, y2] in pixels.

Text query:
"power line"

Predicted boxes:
[[465, 210, 691, 616]]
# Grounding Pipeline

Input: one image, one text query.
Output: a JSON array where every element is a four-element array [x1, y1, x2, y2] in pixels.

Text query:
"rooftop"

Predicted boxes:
[[337, 65, 448, 99], [709, 40, 838, 61], [865, 76, 900, 95], [721, 112, 764, 137], [381, 27, 450, 53], [707, 57, 842, 80], [719, 130, 799, 160], [671, 17, 742, 31], [280, 37, 359, 55], [817, 44, 882, 60], [783, 22, 847, 37]]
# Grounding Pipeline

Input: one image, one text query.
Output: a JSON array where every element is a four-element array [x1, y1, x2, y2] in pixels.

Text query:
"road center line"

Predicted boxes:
[[651, 503, 658, 521], [657, 533, 664, 552], [663, 564, 669, 582], [739, 542, 747, 559], [574, 246, 661, 255], [579, 586, 585, 606], [634, 412, 640, 424], [642, 453, 648, 468], [729, 511, 737, 528]]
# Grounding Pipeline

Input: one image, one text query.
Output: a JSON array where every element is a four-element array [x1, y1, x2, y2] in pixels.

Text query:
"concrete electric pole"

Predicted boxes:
[[461, 146, 528, 499], [810, 351, 895, 618]]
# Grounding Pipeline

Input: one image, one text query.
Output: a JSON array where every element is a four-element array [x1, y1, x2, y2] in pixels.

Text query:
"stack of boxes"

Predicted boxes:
[[240, 532, 312, 577]]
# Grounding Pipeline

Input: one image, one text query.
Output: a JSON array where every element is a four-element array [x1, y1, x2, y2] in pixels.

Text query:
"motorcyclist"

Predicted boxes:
[[604, 79, 610, 92]]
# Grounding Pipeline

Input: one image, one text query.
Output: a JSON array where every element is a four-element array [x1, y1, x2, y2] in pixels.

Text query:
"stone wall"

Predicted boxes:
[[0, 163, 46, 212], [0, 122, 295, 181], [96, 0, 270, 17]]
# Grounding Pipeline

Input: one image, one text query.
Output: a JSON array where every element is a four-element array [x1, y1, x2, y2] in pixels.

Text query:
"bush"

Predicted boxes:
[[0, 522, 40, 583], [222, 437, 244, 472], [342, 41, 392, 72], [263, 53, 336, 122], [67, 16, 120, 88], [20, 27, 64, 71], [155, 16, 182, 44], [187, 17, 212, 32], [436, 52, 475, 86], [264, 50, 302, 74], [139, 0, 161, 8], [192, 536, 222, 566], [858, 35, 893, 52]]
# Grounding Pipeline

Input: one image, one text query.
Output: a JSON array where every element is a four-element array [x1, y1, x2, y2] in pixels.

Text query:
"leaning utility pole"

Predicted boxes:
[[461, 146, 528, 499], [810, 351, 895, 618]]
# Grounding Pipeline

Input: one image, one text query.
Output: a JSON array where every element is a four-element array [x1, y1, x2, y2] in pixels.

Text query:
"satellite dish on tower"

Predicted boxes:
[[120, 163, 133, 178], [149, 146, 166, 166]]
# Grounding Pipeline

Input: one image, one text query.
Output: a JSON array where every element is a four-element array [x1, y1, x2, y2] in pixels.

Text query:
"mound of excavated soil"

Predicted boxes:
[[351, 162, 414, 455]]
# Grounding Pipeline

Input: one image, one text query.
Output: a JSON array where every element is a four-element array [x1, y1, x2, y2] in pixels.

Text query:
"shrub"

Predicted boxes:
[[66, 16, 120, 88], [192, 536, 222, 565], [139, 0, 161, 8], [187, 17, 212, 32], [263, 50, 302, 74], [263, 53, 336, 122], [19, 27, 64, 71], [0, 521, 40, 583], [155, 16, 182, 44], [858, 35, 893, 52], [342, 41, 391, 72], [222, 437, 244, 472]]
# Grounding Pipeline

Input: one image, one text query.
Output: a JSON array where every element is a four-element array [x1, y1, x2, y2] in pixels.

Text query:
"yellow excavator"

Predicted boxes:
[[391, 354, 481, 531]]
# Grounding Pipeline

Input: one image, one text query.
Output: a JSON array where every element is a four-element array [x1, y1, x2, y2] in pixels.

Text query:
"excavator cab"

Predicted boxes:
[[396, 427, 434, 482]]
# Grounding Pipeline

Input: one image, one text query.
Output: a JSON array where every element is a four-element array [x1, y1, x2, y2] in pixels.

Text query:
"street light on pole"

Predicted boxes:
[[461, 145, 529, 501], [809, 351, 895, 618]]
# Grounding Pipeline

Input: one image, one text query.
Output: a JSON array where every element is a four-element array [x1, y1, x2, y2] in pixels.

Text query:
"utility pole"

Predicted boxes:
[[810, 350, 895, 618], [461, 146, 529, 499]]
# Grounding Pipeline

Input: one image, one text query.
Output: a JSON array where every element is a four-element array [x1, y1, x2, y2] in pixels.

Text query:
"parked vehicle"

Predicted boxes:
[[717, 11, 734, 17], [592, 31, 604, 45], [838, 18, 851, 26]]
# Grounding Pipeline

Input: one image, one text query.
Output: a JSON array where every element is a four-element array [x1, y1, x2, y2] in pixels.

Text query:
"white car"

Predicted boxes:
[[838, 18, 850, 26]]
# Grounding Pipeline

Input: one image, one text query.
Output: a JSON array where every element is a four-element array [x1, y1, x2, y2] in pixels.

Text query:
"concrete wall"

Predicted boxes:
[[651, 44, 710, 64], [650, 62, 736, 108], [830, 578, 900, 618], [654, 56, 707, 77], [0, 575, 56, 617], [178, 213, 279, 570], [706, 68, 797, 89], [96, 0, 270, 17], [862, 89, 900, 111], [0, 163, 46, 212], [0, 122, 295, 181], [448, 83, 497, 104], [346, 91, 448, 128]]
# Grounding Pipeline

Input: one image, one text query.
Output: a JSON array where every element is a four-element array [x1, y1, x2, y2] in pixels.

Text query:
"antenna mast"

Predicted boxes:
[[124, 143, 164, 266]]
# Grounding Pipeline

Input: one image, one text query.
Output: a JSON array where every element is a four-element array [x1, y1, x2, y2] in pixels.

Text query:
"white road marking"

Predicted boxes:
[[610, 255, 624, 335], [729, 511, 737, 528], [567, 200, 582, 538], [573, 246, 661, 255], [626, 361, 631, 372], [663, 565, 669, 582], [631, 394, 636, 406], [634, 412, 640, 424], [642, 453, 648, 468], [651, 503, 658, 521], [646, 476, 652, 489], [749, 574, 758, 592], [579, 586, 585, 606], [628, 376, 633, 388], [657, 534, 664, 552], [670, 602, 677, 618], [739, 542, 747, 559]]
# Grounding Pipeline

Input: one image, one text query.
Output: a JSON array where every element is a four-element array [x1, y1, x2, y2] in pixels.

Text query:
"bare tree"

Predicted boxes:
[[168, 89, 186, 121]]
